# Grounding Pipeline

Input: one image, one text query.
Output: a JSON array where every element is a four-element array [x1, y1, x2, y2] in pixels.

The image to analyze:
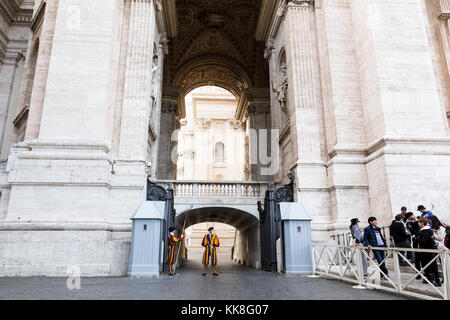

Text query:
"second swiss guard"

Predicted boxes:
[[201, 226, 220, 276], [167, 227, 183, 276]]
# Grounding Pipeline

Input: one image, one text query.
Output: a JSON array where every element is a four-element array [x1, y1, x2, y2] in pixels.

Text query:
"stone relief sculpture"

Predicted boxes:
[[276, 63, 288, 114], [150, 45, 160, 115], [272, 61, 289, 116]]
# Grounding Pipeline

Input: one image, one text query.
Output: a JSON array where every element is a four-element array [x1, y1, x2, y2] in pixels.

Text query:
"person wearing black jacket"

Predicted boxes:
[[364, 217, 389, 279], [416, 217, 441, 287], [390, 214, 414, 266], [406, 213, 421, 278]]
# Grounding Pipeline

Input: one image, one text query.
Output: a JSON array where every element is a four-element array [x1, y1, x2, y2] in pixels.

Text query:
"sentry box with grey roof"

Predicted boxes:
[[128, 201, 165, 277], [279, 202, 313, 275]]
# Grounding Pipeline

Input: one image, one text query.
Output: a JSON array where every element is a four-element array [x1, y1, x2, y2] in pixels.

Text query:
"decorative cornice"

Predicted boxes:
[[31, 1, 46, 32], [247, 102, 270, 115], [255, 0, 279, 42], [0, 0, 32, 24], [13, 105, 29, 127], [255, 0, 314, 42], [161, 97, 178, 114], [161, 0, 177, 38], [438, 0, 450, 20], [236, 88, 271, 120]]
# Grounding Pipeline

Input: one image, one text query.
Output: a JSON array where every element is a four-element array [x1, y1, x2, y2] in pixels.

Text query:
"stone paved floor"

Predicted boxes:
[[0, 254, 406, 300]]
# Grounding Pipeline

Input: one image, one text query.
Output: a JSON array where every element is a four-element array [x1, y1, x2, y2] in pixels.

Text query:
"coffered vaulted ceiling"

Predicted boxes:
[[163, 0, 269, 98]]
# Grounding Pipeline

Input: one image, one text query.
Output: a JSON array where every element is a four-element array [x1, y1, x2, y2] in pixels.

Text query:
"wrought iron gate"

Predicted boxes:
[[257, 174, 294, 271], [146, 179, 176, 273]]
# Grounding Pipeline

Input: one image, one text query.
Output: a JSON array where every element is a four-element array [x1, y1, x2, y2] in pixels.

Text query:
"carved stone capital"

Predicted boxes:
[[276, 1, 313, 19], [158, 33, 169, 55], [288, 0, 314, 6], [196, 118, 212, 129], [438, 0, 450, 20], [154, 0, 163, 12], [247, 102, 270, 115], [227, 119, 242, 129], [264, 38, 275, 60], [161, 98, 177, 114]]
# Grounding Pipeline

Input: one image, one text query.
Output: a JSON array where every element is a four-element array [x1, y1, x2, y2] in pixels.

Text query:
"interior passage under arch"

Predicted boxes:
[[176, 206, 260, 269]]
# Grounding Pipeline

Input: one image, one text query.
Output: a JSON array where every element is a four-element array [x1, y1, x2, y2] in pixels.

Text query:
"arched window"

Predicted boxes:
[[215, 142, 224, 164]]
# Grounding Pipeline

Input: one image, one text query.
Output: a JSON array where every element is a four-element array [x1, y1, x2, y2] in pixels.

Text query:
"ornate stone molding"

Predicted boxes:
[[161, 99, 177, 114], [31, 1, 46, 32], [161, 0, 177, 38], [195, 118, 212, 129], [147, 180, 168, 201], [264, 38, 275, 60], [158, 32, 169, 55], [247, 102, 270, 115], [0, 0, 32, 24], [256, 0, 314, 42], [438, 0, 450, 20], [175, 60, 248, 98], [227, 119, 242, 130], [236, 88, 271, 120]]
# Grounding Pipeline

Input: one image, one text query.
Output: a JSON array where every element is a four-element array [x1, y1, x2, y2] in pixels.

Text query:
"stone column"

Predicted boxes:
[[0, 53, 26, 160], [118, 0, 155, 160], [24, 0, 59, 141], [157, 97, 177, 179], [282, 0, 330, 232], [247, 97, 271, 182], [351, 0, 450, 225], [314, 0, 370, 232], [6, 0, 124, 222], [437, 0, 450, 127], [438, 0, 450, 78]]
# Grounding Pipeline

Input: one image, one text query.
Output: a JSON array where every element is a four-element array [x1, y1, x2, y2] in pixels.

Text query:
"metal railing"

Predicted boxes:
[[156, 180, 269, 198], [312, 242, 450, 300], [330, 226, 394, 247]]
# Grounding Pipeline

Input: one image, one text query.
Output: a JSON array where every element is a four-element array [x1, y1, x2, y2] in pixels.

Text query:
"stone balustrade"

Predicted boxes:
[[156, 180, 269, 198]]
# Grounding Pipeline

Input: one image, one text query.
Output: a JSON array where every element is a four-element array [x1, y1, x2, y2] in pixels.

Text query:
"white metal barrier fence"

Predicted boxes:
[[312, 243, 450, 300]]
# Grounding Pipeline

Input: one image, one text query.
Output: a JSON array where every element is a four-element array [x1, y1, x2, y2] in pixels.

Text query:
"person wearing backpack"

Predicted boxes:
[[416, 218, 441, 287]]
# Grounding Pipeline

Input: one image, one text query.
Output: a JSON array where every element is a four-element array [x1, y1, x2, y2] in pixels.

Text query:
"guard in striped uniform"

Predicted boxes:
[[201, 227, 220, 276], [167, 227, 183, 276]]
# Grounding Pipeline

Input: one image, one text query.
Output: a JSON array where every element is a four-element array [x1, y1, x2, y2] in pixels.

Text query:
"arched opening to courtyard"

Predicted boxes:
[[175, 206, 260, 271]]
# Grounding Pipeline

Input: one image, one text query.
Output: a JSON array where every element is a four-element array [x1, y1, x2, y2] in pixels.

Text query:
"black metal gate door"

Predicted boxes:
[[146, 179, 176, 273], [257, 175, 294, 272]]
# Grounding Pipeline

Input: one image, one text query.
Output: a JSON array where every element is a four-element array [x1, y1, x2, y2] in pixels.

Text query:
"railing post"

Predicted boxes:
[[309, 244, 320, 278], [193, 183, 199, 197], [444, 251, 450, 300], [353, 246, 366, 289], [393, 248, 402, 294], [338, 246, 343, 278], [236, 183, 242, 197]]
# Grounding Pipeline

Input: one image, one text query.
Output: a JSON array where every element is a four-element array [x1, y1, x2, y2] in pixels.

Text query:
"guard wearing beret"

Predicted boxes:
[[167, 227, 183, 276], [201, 227, 220, 276]]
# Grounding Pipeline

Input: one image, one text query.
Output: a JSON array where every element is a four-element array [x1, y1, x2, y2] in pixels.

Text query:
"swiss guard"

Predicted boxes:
[[201, 226, 220, 276], [167, 227, 183, 276]]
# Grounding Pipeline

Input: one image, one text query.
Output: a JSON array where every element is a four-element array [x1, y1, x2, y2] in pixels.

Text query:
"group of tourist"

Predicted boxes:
[[349, 205, 450, 287]]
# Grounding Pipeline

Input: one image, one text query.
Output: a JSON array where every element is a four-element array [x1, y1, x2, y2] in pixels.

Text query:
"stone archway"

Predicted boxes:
[[175, 205, 260, 269], [157, 0, 271, 181]]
